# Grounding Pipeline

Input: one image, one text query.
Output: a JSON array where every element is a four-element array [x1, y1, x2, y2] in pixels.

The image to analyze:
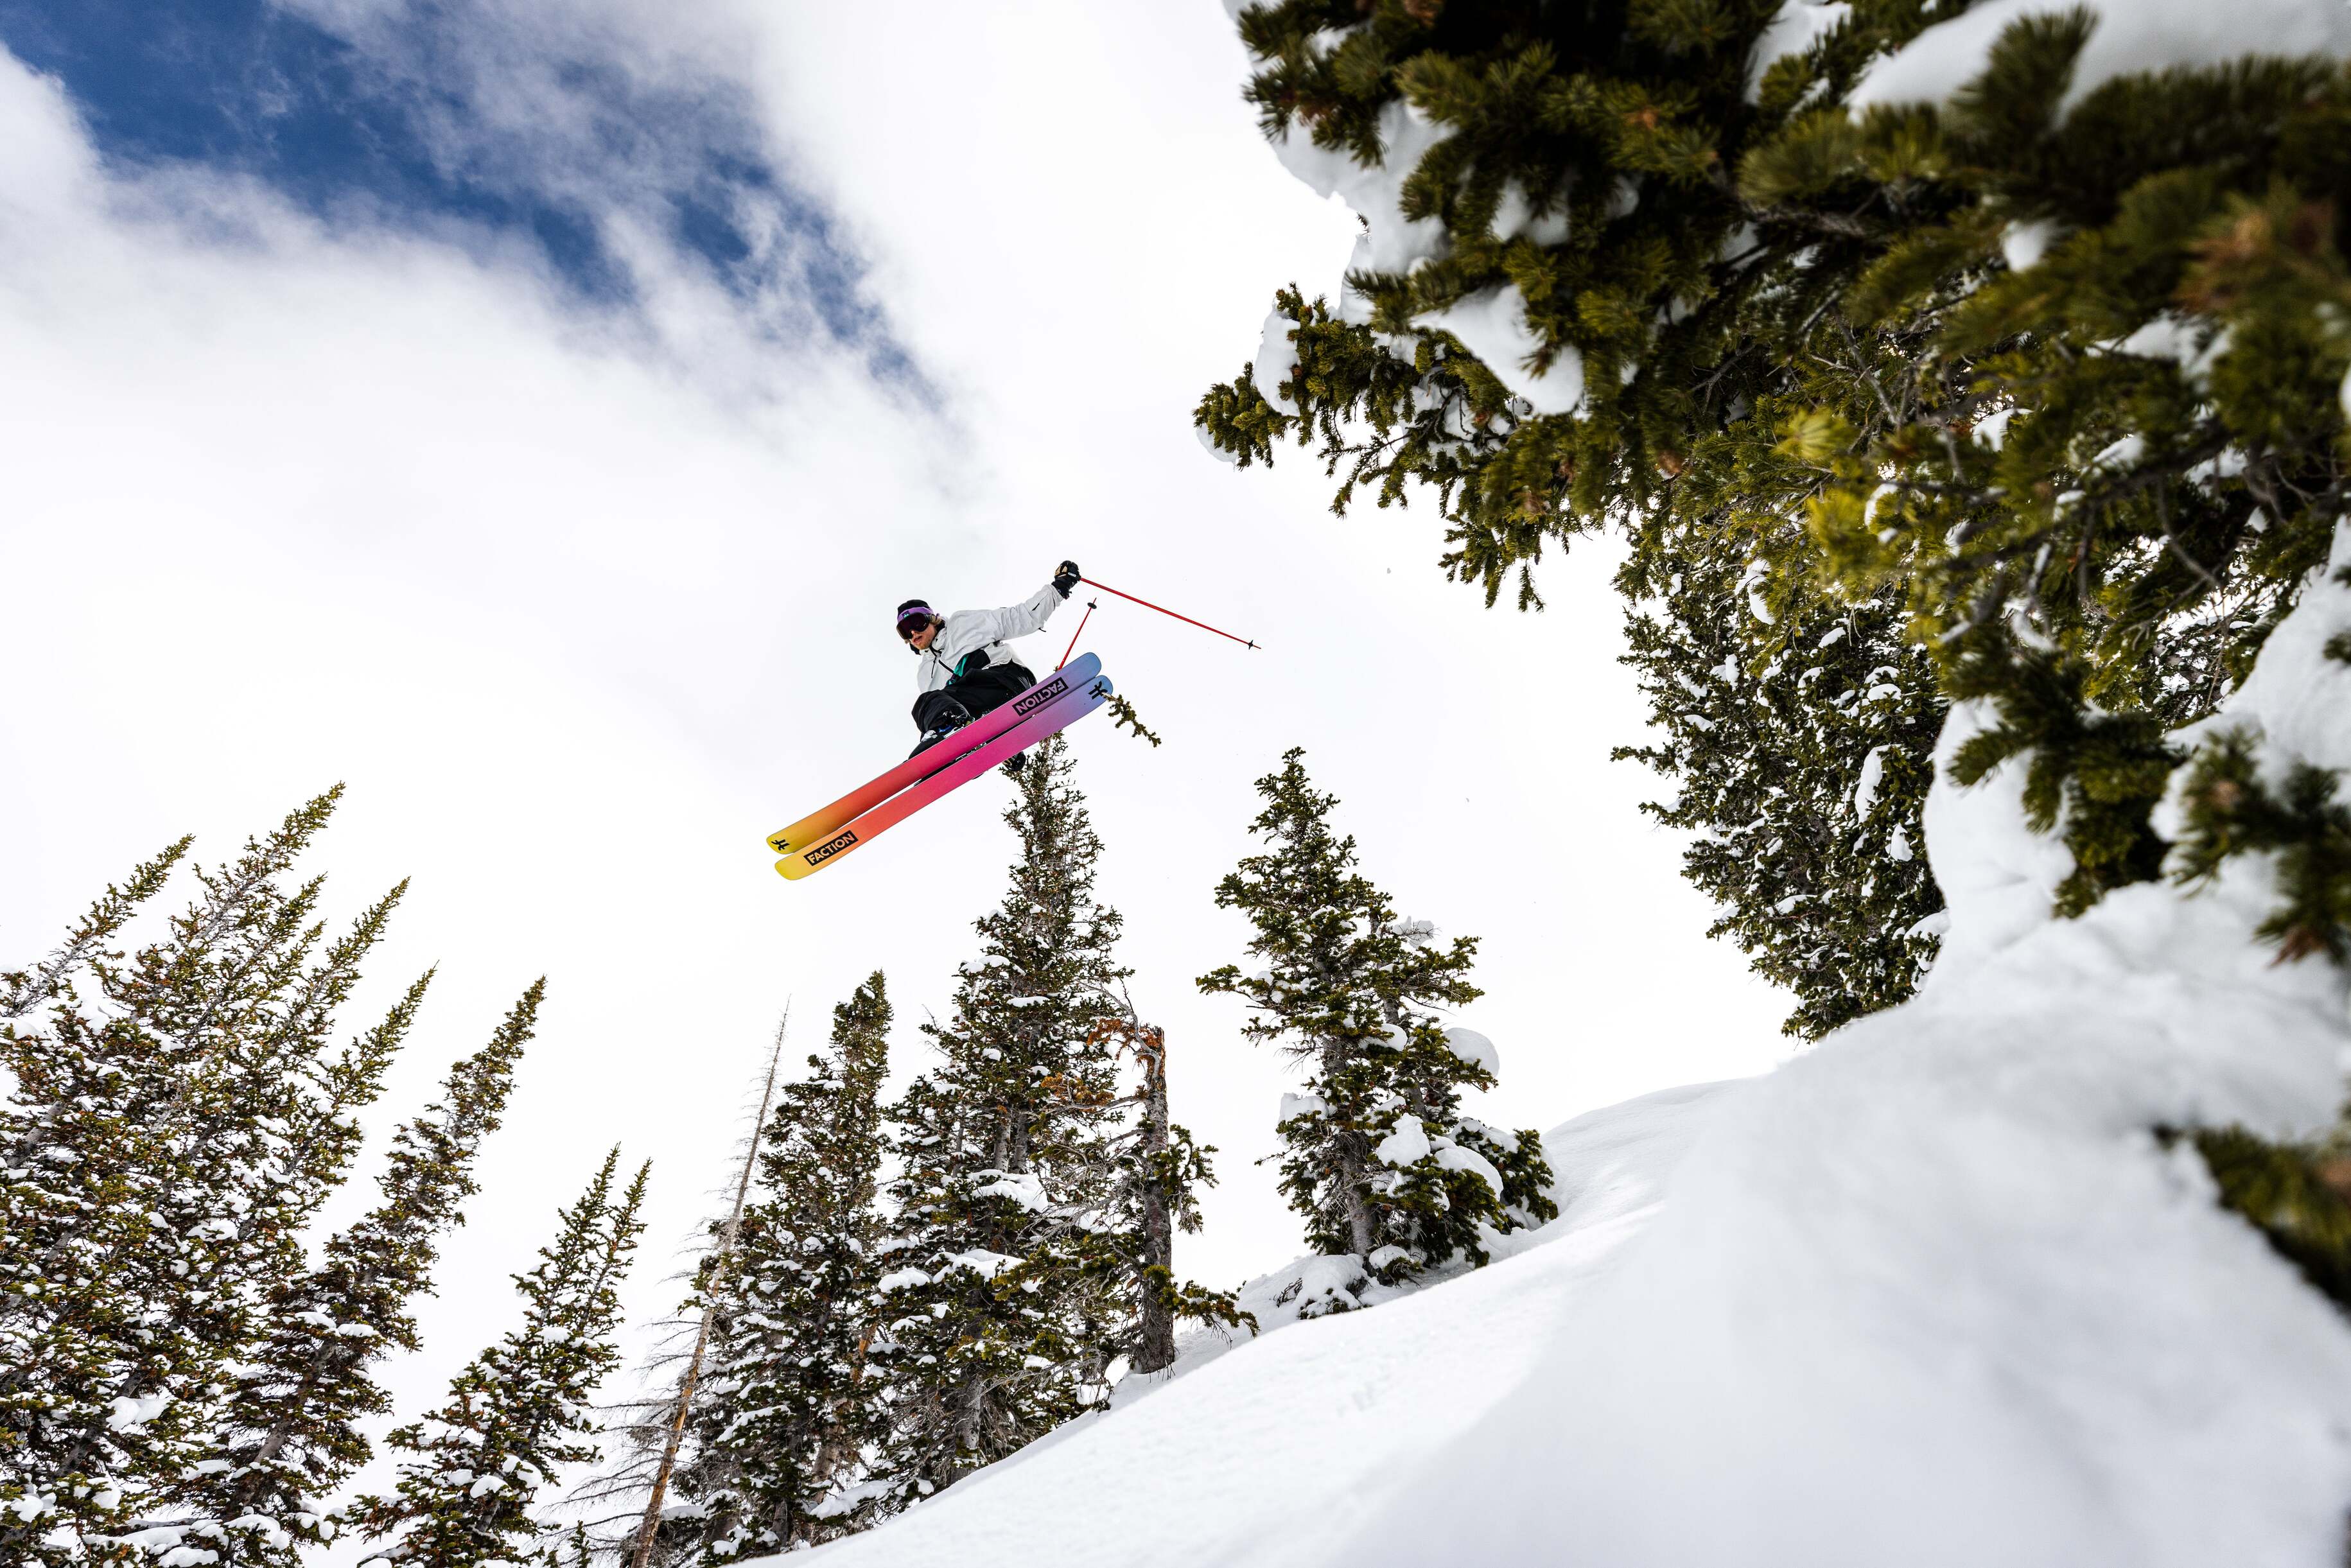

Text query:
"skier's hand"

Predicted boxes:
[[1053, 560, 1081, 597]]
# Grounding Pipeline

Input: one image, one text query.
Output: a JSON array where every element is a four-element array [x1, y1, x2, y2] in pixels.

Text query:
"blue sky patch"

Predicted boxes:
[[0, 0, 920, 387]]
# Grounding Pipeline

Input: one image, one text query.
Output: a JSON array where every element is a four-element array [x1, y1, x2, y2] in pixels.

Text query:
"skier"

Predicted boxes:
[[896, 560, 1082, 772]]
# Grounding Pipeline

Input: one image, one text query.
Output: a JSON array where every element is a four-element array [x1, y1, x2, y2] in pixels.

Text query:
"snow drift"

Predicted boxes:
[[800, 533, 2351, 1565]]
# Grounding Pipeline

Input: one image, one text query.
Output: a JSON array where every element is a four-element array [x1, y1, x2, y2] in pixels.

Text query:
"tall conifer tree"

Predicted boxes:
[[0, 797, 433, 1564], [170, 989, 540, 1562], [351, 1150, 651, 1567], [0, 796, 540, 1565], [1201, 751, 1553, 1289], [664, 974, 893, 1560], [866, 737, 1128, 1512], [1200, 0, 2351, 986]]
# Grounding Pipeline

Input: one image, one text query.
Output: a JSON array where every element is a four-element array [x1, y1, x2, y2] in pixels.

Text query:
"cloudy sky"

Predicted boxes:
[[0, 0, 1790, 1532]]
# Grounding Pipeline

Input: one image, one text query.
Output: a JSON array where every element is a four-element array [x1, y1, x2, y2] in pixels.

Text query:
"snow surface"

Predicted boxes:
[[1851, 0, 2351, 110], [798, 530, 2351, 1566]]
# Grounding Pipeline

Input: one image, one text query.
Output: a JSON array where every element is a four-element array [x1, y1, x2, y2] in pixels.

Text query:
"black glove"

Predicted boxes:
[[1053, 560, 1081, 597]]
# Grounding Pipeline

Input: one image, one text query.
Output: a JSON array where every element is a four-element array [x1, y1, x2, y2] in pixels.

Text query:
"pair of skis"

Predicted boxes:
[[765, 654, 1114, 881]]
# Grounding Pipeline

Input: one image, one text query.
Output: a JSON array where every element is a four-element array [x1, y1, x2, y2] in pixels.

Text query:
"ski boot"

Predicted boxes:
[[911, 697, 977, 758]]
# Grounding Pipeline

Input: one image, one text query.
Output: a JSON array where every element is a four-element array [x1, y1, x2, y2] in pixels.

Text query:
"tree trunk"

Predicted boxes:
[[630, 1012, 789, 1568], [1132, 1028, 1177, 1375], [1322, 1034, 1377, 1259], [1339, 1140, 1376, 1260]]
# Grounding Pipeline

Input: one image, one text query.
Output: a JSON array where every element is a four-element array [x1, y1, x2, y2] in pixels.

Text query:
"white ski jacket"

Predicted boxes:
[[913, 582, 1065, 694]]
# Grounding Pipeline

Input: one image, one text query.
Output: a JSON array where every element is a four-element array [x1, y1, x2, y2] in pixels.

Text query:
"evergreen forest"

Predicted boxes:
[[3, 734, 1551, 1562]]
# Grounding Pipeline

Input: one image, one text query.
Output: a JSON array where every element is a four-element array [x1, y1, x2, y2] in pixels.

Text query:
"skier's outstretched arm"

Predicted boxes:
[[974, 561, 1080, 643]]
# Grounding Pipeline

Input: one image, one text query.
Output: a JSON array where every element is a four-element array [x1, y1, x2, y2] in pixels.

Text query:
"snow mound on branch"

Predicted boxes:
[[968, 1172, 1048, 1213], [801, 533, 2351, 1567], [1251, 306, 1303, 417], [1370, 1117, 1429, 1167], [1416, 286, 1585, 415], [1851, 0, 2351, 112], [1748, 0, 1852, 100], [1429, 1135, 1503, 1191], [2175, 524, 2351, 779], [1276, 1091, 1327, 1121], [1265, 98, 1449, 327], [1442, 1025, 1499, 1074]]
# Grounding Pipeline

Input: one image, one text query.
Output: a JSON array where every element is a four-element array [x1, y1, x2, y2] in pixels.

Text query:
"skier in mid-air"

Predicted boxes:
[[895, 559, 1081, 772], [767, 562, 1250, 880]]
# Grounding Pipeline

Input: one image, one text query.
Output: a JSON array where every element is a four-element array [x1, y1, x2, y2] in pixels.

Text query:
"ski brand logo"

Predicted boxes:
[[1013, 676, 1071, 717], [805, 828, 858, 866]]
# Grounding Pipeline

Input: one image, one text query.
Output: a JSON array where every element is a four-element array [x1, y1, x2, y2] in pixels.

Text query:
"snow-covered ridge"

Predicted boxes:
[[800, 532, 2351, 1567], [800, 1083, 1731, 1568]]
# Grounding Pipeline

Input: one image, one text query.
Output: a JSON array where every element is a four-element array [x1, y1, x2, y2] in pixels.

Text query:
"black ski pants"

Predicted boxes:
[[910, 659, 1037, 738]]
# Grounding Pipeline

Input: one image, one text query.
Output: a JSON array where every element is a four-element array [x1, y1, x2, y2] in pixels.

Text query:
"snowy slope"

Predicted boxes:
[[803, 1083, 1733, 1568], [802, 532, 2351, 1568]]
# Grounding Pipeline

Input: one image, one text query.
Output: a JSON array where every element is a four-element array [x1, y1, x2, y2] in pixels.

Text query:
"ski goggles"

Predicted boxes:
[[896, 604, 935, 639]]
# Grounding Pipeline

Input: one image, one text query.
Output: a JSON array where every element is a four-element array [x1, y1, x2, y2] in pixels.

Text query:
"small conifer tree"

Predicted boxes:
[[1200, 750, 1553, 1290], [351, 1150, 651, 1567]]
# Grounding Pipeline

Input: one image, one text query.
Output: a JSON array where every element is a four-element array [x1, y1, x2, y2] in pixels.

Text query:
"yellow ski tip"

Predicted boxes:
[[775, 822, 861, 880]]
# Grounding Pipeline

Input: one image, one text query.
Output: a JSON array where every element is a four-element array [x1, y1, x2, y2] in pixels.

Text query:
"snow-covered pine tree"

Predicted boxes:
[[1193, 0, 1864, 611], [1751, 9, 2351, 925], [0, 794, 437, 1564], [664, 973, 893, 1559], [351, 1149, 651, 1567], [865, 736, 1129, 1511], [153, 985, 541, 1564], [1200, 750, 1554, 1292], [1205, 0, 2351, 941], [1193, 4, 1955, 1034], [1616, 525, 1945, 1038]]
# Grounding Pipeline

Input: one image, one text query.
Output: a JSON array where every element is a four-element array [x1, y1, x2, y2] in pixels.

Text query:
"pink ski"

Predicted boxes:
[[773, 670, 1114, 880], [764, 654, 1104, 857]]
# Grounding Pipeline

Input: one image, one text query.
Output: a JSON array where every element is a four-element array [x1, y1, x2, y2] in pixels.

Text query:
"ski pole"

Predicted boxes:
[[1079, 577, 1260, 650], [1056, 599, 1098, 671]]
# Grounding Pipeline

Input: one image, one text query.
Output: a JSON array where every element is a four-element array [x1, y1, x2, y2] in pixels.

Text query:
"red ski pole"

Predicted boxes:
[[1056, 598, 1097, 671], [1078, 577, 1260, 651]]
